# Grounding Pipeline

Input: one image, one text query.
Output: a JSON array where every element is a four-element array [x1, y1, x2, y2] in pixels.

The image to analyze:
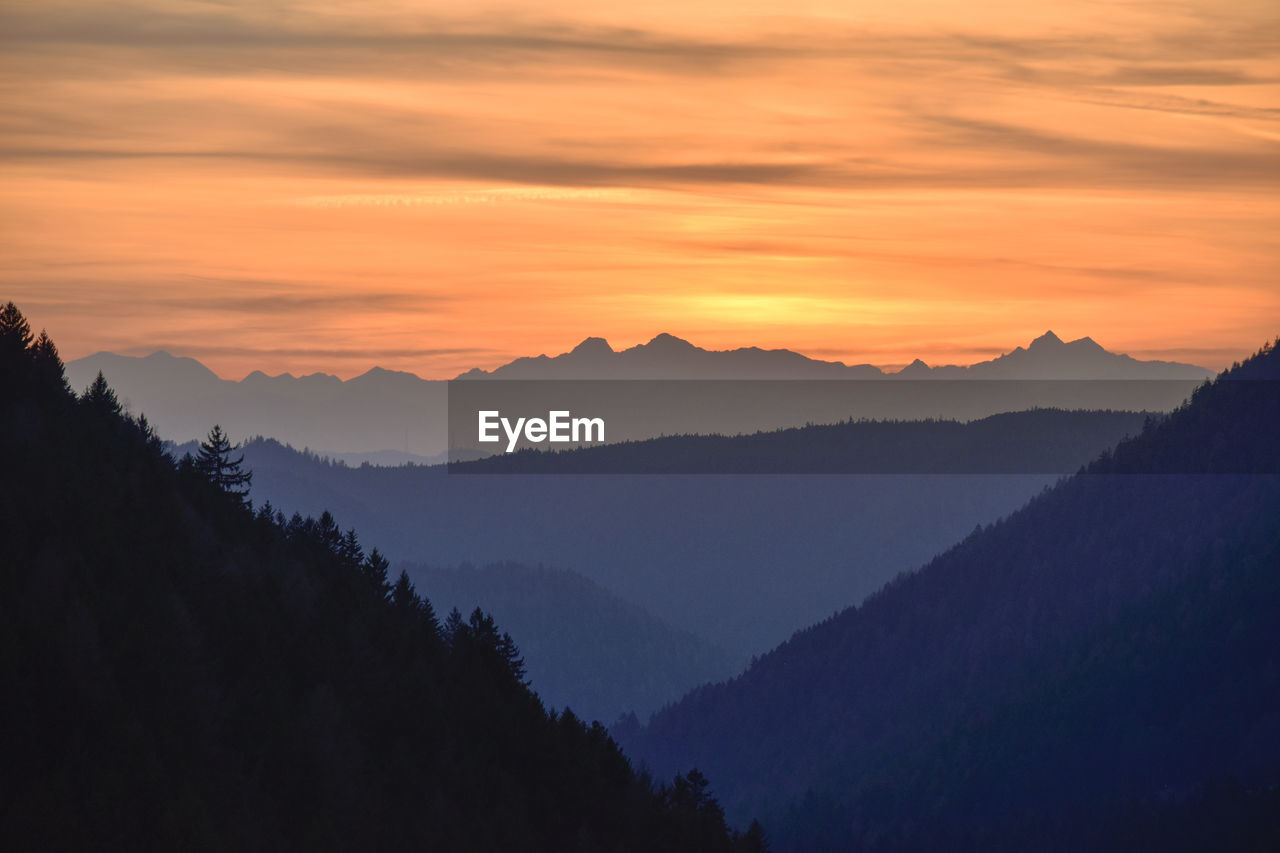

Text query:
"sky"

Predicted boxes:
[[1, 0, 1277, 378]]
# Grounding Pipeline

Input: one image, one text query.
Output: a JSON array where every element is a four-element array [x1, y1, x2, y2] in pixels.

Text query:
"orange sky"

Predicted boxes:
[[2, 0, 1277, 378]]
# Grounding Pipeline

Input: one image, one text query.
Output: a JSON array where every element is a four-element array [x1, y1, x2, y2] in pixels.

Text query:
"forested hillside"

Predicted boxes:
[[399, 560, 742, 723], [620, 340, 1280, 851], [0, 303, 766, 852]]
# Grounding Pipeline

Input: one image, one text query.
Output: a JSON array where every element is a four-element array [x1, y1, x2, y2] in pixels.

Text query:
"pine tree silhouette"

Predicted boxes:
[[0, 300, 33, 354], [30, 330, 70, 399], [81, 371, 122, 415], [362, 547, 392, 599], [1, 301, 34, 392], [196, 424, 252, 501]]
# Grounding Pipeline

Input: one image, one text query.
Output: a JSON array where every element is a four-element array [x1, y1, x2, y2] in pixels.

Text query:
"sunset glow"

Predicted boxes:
[[2, 0, 1277, 377]]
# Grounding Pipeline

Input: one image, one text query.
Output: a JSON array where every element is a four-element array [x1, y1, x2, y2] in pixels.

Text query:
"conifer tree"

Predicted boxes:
[[418, 593, 441, 637], [443, 607, 465, 645], [30, 329, 71, 398], [196, 424, 252, 501], [739, 820, 769, 852], [82, 371, 122, 415], [135, 414, 164, 453], [1, 301, 34, 389], [316, 509, 341, 552], [0, 300, 32, 353], [391, 569, 419, 610], [362, 548, 392, 599], [339, 528, 363, 569], [497, 630, 527, 684]]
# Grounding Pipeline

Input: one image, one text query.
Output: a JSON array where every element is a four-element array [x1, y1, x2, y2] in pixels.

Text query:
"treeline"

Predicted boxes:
[[0, 302, 767, 852]]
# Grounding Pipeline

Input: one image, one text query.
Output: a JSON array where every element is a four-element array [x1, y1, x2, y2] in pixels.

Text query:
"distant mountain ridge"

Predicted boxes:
[[896, 329, 1213, 379], [67, 350, 448, 461], [456, 333, 881, 379], [66, 332, 1212, 462], [460, 330, 1213, 381]]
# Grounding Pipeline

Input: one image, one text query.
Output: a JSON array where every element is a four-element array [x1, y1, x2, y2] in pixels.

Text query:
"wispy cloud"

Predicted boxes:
[[3, 2, 1275, 79], [11, 277, 452, 315], [4, 134, 1275, 191], [1065, 89, 1280, 122], [914, 115, 1280, 189]]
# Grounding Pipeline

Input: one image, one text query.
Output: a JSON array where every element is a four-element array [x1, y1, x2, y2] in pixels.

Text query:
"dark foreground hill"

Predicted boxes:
[[618, 341, 1280, 851], [0, 302, 766, 852]]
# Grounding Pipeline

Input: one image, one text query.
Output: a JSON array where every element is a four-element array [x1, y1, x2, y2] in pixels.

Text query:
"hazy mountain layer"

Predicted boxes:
[[66, 350, 448, 461], [617, 341, 1280, 850], [234, 409, 1150, 657]]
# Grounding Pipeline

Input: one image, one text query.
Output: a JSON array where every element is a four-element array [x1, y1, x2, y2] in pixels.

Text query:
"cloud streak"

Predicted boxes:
[[10, 277, 451, 313], [5, 135, 1275, 192], [2, 2, 1275, 79]]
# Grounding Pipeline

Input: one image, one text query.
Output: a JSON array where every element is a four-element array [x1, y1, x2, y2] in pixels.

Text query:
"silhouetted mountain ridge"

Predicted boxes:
[[460, 330, 1211, 380], [456, 332, 876, 379]]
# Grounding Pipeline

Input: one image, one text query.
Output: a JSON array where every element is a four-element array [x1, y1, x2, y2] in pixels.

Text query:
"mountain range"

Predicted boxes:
[[65, 350, 449, 462], [460, 330, 1211, 381], [67, 332, 1211, 463], [11, 295, 1278, 849]]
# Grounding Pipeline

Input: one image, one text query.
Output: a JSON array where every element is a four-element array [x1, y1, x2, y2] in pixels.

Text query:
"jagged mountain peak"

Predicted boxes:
[[1069, 335, 1104, 351], [1029, 330, 1063, 348], [570, 336, 614, 357], [350, 365, 422, 382], [641, 332, 697, 350], [896, 357, 932, 376]]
